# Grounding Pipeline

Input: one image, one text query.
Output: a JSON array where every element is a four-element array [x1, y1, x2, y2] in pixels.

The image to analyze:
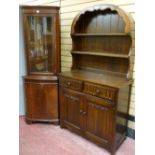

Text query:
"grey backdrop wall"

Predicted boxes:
[[19, 8, 26, 115]]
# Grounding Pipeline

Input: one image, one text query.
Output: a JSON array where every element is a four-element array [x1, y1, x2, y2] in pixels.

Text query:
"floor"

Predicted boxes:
[[19, 116, 135, 155]]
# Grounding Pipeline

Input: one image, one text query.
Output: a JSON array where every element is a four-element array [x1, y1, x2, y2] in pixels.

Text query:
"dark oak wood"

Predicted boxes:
[[59, 4, 133, 155], [72, 36, 132, 55], [21, 6, 60, 123], [71, 33, 130, 36], [71, 51, 129, 58], [25, 81, 58, 122]]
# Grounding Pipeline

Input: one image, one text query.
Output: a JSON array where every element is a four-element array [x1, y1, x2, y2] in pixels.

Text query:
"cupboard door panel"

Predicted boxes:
[[59, 88, 83, 129], [25, 82, 58, 120], [85, 99, 114, 141]]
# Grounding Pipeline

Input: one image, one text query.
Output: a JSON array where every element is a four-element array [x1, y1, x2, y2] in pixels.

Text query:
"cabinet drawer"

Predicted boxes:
[[59, 77, 83, 91], [83, 82, 116, 101]]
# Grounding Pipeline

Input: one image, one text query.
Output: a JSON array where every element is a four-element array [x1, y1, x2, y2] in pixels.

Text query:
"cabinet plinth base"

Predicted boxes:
[[25, 117, 59, 125]]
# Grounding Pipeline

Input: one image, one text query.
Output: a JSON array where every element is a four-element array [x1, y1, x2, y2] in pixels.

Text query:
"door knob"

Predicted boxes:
[[80, 110, 83, 113], [83, 112, 86, 115]]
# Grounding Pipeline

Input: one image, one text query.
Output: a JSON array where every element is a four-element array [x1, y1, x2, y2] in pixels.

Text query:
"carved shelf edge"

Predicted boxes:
[[71, 4, 133, 34]]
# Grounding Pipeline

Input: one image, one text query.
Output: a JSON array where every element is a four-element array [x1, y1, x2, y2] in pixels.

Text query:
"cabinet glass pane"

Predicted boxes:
[[27, 16, 53, 73]]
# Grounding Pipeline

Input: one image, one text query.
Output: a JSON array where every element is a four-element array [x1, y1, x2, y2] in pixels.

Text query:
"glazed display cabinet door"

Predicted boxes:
[[25, 82, 58, 121], [84, 97, 115, 143], [59, 88, 83, 130], [24, 15, 56, 74]]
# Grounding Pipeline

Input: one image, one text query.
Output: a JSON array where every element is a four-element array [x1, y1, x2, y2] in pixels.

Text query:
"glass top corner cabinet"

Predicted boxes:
[[21, 6, 60, 124], [22, 6, 60, 75]]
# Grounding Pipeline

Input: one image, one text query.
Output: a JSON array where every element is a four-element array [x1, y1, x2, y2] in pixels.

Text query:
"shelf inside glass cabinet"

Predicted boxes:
[[27, 16, 53, 73]]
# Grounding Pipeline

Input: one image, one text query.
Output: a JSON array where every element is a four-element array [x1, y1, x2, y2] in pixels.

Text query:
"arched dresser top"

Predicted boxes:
[[71, 4, 133, 34]]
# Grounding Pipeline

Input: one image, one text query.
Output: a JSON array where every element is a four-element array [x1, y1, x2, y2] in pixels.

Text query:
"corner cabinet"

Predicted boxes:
[[21, 6, 60, 124], [59, 4, 134, 155]]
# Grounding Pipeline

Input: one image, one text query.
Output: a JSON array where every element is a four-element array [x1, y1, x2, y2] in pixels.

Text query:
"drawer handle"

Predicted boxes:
[[66, 82, 71, 87], [67, 82, 71, 86], [82, 112, 86, 115], [80, 110, 83, 113], [92, 89, 100, 96], [96, 89, 100, 94]]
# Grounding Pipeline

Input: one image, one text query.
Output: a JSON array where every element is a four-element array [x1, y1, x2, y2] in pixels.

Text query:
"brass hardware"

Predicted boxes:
[[83, 112, 86, 115], [67, 82, 71, 86], [96, 89, 100, 94], [36, 10, 40, 13], [80, 110, 83, 113]]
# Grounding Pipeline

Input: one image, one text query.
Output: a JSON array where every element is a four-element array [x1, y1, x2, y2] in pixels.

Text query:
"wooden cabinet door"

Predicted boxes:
[[25, 82, 58, 120], [84, 96, 115, 142], [59, 88, 83, 130]]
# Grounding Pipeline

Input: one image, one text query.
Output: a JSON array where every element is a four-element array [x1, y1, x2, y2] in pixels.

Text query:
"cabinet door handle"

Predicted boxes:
[[83, 112, 86, 115], [80, 110, 83, 113]]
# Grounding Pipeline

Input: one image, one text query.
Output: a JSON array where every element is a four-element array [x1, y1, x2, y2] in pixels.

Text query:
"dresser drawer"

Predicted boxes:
[[59, 77, 83, 91], [83, 82, 116, 101]]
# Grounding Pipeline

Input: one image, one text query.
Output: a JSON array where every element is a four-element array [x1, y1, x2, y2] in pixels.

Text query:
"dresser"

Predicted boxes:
[[59, 4, 133, 155]]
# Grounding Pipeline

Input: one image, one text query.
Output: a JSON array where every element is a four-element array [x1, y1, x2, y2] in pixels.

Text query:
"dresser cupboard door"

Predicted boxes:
[[84, 97, 115, 142], [59, 88, 83, 130]]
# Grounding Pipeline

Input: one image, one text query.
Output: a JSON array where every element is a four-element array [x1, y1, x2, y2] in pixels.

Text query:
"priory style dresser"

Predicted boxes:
[[21, 6, 60, 124], [59, 4, 133, 155]]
